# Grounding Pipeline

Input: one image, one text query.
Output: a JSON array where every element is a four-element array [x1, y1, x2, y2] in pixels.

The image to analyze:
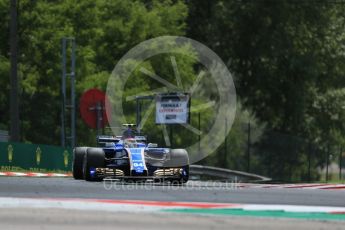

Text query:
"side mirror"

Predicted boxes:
[[147, 143, 158, 148]]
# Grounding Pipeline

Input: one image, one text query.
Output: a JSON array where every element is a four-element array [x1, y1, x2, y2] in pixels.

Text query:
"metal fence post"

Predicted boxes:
[[224, 118, 228, 168], [9, 0, 20, 142], [136, 97, 140, 131], [307, 142, 311, 182], [71, 40, 76, 148], [340, 146, 343, 181], [247, 122, 251, 172], [198, 112, 201, 152], [61, 37, 76, 148], [61, 39, 66, 148], [326, 145, 329, 182]]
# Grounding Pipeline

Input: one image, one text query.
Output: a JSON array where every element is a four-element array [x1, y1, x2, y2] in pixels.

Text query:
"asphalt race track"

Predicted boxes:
[[0, 177, 344, 230], [0, 177, 344, 207]]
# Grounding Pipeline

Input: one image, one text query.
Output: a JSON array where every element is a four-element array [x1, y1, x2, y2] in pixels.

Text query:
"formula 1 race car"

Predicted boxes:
[[72, 125, 189, 183]]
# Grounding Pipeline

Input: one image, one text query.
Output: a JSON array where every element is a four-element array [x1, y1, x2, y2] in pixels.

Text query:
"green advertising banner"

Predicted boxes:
[[0, 142, 72, 173]]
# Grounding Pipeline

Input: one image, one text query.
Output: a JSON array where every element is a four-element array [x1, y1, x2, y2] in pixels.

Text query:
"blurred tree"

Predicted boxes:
[[186, 0, 345, 179], [0, 0, 10, 130], [0, 0, 189, 145]]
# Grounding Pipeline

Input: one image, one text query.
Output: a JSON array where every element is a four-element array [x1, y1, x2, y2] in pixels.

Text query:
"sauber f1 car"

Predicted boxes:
[[72, 127, 189, 183]]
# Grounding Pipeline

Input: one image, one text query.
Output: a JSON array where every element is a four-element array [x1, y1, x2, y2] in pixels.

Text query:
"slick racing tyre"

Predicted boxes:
[[165, 149, 189, 167], [83, 148, 105, 182], [72, 147, 88, 180], [165, 149, 189, 184]]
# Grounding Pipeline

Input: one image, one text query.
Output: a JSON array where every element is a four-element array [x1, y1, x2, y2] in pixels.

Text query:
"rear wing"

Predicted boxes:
[[97, 135, 146, 141], [96, 135, 121, 146]]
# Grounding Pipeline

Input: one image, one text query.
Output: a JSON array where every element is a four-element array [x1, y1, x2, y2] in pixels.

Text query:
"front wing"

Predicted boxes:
[[94, 167, 186, 180]]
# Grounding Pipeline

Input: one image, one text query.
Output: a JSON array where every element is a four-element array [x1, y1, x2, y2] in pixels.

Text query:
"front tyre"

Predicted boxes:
[[169, 165, 189, 184], [83, 148, 105, 182], [179, 165, 190, 183]]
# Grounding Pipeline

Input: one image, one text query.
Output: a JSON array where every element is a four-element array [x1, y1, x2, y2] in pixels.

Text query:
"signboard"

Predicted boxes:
[[79, 88, 110, 129], [155, 93, 190, 124]]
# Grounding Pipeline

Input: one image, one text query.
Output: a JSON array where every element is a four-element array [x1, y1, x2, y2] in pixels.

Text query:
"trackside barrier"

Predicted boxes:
[[190, 165, 271, 182], [0, 142, 72, 172]]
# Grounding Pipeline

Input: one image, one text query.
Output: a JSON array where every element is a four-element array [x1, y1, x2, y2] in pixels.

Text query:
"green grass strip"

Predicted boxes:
[[164, 208, 345, 221]]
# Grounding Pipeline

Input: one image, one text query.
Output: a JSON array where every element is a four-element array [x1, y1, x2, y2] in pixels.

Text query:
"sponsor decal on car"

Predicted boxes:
[[128, 148, 147, 174]]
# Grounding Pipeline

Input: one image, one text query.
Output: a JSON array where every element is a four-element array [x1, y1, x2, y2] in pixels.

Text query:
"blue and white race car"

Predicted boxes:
[[72, 125, 189, 183]]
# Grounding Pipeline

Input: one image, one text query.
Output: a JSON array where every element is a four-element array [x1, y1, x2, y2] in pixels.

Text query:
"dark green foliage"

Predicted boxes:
[[1, 0, 344, 181]]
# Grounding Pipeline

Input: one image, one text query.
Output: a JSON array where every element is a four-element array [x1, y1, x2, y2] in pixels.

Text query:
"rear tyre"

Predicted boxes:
[[165, 149, 189, 184], [164, 149, 189, 167], [83, 148, 105, 182], [72, 147, 88, 180]]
